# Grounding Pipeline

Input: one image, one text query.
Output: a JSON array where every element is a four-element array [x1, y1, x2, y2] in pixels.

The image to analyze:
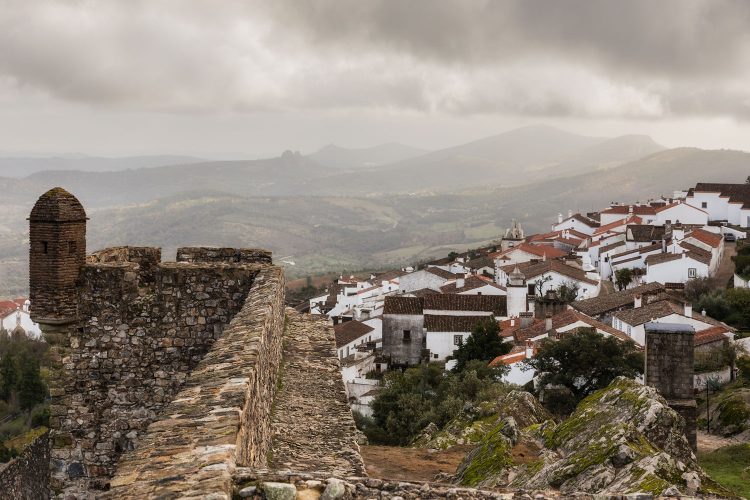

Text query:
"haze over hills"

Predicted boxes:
[[308, 142, 429, 169], [0, 125, 746, 297], [0, 155, 206, 178]]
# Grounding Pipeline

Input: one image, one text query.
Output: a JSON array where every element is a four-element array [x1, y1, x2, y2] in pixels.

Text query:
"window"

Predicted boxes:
[[402, 330, 411, 342], [701, 202, 707, 209], [527, 283, 535, 295], [433, 353, 439, 359], [68, 241, 76, 254], [454, 335, 463, 346], [477, 292, 482, 296], [627, 326, 632, 336], [42, 241, 48, 254], [688, 268, 697, 278]]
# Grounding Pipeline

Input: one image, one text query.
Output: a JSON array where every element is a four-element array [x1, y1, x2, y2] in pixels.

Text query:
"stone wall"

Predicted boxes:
[[176, 246, 272, 265], [382, 314, 425, 365], [0, 432, 50, 500], [47, 249, 267, 496], [104, 266, 285, 499]]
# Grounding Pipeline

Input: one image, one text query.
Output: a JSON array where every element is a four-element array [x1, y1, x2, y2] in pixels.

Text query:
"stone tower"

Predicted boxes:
[[644, 322, 697, 451], [506, 266, 528, 317], [28, 187, 87, 326]]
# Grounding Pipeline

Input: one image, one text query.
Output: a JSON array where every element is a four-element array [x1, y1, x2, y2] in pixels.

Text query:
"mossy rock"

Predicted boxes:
[[712, 391, 750, 436], [497, 390, 553, 429], [455, 419, 514, 487]]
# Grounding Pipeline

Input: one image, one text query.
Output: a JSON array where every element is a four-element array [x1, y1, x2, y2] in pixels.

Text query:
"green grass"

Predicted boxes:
[[698, 443, 750, 499]]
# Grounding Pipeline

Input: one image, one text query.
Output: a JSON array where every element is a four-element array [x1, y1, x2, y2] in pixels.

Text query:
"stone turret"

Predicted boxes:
[[28, 187, 87, 326]]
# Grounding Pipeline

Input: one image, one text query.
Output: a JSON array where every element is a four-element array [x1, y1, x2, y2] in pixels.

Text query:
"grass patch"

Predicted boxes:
[[698, 443, 750, 499]]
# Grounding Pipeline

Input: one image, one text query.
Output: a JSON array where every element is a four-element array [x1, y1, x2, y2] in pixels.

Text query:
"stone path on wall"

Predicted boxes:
[[268, 309, 366, 476]]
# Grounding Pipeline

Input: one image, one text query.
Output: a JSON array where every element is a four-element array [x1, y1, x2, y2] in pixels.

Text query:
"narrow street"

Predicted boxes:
[[711, 241, 737, 289]]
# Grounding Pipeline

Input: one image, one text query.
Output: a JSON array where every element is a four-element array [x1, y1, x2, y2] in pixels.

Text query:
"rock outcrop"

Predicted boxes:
[[706, 387, 750, 438], [414, 390, 552, 451], [455, 377, 732, 497]]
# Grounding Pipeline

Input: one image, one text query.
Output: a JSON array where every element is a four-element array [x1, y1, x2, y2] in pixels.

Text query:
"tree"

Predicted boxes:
[[0, 354, 15, 402], [534, 274, 553, 296], [614, 268, 633, 291], [451, 318, 512, 372], [556, 281, 579, 303], [16, 351, 45, 412], [524, 328, 644, 412]]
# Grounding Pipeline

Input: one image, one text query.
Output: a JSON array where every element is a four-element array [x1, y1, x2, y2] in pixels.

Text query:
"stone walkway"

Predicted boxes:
[[711, 241, 737, 289], [268, 309, 366, 476]]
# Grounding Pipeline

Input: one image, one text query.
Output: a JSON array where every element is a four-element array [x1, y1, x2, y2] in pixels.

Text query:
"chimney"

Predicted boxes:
[[545, 312, 553, 333], [510, 318, 515, 327], [634, 294, 642, 308], [568, 209, 573, 218], [520, 312, 534, 328], [628, 205, 633, 214], [456, 277, 465, 289], [701, 309, 706, 317], [684, 302, 693, 317], [558, 212, 563, 224], [525, 340, 534, 359]]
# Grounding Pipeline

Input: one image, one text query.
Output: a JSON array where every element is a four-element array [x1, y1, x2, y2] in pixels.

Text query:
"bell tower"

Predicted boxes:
[[28, 187, 87, 326]]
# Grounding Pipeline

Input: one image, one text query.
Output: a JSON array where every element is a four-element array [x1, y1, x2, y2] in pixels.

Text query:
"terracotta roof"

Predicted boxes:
[[626, 225, 667, 242], [678, 242, 712, 261], [490, 350, 531, 367], [686, 228, 723, 248], [690, 182, 750, 209], [572, 282, 664, 317], [496, 243, 569, 260], [425, 267, 457, 280], [0, 298, 27, 318], [612, 300, 687, 326], [599, 241, 626, 254], [610, 248, 640, 260], [639, 242, 663, 254], [653, 202, 707, 214], [29, 187, 87, 222], [424, 315, 492, 332], [465, 255, 495, 270], [409, 288, 441, 298], [512, 309, 634, 343], [333, 320, 375, 348], [440, 276, 505, 294], [694, 326, 731, 347], [518, 260, 599, 286], [383, 296, 423, 315], [593, 215, 643, 236], [644, 252, 682, 266], [570, 214, 600, 228], [424, 294, 507, 315]]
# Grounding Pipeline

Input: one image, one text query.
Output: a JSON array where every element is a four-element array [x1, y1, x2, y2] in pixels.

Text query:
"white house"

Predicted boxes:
[[497, 260, 600, 300], [685, 183, 750, 228], [599, 205, 657, 226], [611, 299, 732, 346], [652, 202, 708, 226], [551, 212, 600, 236], [399, 267, 456, 293], [424, 314, 490, 361], [440, 275, 506, 296], [491, 243, 569, 266], [645, 251, 710, 284], [0, 299, 41, 340]]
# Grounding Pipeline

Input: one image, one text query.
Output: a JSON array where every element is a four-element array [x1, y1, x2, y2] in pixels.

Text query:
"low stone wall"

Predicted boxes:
[[0, 432, 50, 500], [104, 266, 285, 499], [233, 469, 562, 499], [176, 246, 273, 265]]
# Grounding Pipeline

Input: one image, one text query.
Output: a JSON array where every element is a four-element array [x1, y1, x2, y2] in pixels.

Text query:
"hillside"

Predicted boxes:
[[0, 140, 748, 297], [0, 155, 206, 178]]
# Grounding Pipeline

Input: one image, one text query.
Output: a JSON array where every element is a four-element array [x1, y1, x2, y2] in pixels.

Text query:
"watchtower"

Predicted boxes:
[[28, 187, 87, 326], [644, 322, 697, 451]]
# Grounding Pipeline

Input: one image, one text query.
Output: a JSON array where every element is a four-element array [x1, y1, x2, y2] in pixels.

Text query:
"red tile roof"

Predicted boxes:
[[686, 228, 723, 249], [333, 320, 375, 348], [694, 326, 731, 346], [0, 298, 26, 318], [593, 215, 644, 236], [497, 243, 569, 260], [602, 205, 657, 215], [440, 276, 505, 294], [690, 183, 750, 209], [424, 315, 492, 332]]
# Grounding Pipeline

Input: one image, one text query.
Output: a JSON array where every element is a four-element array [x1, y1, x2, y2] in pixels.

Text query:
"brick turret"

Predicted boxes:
[[28, 187, 87, 325]]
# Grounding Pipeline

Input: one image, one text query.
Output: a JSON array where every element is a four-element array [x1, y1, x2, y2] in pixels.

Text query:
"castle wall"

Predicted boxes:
[[48, 249, 266, 496], [176, 246, 272, 265], [104, 266, 285, 499], [0, 432, 50, 500]]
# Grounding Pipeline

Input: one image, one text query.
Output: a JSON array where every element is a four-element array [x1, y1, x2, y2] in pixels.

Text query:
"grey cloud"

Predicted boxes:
[[0, 0, 748, 120]]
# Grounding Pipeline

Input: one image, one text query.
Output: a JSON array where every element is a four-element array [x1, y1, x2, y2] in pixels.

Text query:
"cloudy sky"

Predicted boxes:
[[1, 0, 750, 157]]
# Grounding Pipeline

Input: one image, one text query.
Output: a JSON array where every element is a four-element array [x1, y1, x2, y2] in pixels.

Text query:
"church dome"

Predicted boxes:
[[29, 187, 87, 222]]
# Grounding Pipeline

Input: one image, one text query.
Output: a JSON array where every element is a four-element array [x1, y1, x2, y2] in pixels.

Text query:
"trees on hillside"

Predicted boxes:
[[525, 329, 644, 414], [451, 318, 512, 372], [614, 268, 633, 291]]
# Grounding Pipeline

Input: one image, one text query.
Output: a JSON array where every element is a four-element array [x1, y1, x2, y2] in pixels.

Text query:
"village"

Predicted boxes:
[[303, 181, 750, 417]]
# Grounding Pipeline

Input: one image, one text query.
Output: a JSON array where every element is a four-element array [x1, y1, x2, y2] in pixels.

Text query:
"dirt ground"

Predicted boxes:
[[360, 445, 473, 482], [697, 430, 747, 453], [361, 441, 542, 482]]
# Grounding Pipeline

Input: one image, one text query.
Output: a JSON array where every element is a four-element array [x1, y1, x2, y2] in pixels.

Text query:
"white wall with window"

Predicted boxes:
[[426, 330, 471, 361]]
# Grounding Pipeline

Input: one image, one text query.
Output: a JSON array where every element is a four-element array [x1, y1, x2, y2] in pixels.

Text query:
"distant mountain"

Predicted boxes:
[[0, 155, 206, 178], [308, 143, 428, 169], [303, 126, 664, 194]]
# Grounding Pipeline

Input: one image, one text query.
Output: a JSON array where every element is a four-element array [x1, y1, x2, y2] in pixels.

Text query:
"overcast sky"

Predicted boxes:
[[1, 0, 750, 157]]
